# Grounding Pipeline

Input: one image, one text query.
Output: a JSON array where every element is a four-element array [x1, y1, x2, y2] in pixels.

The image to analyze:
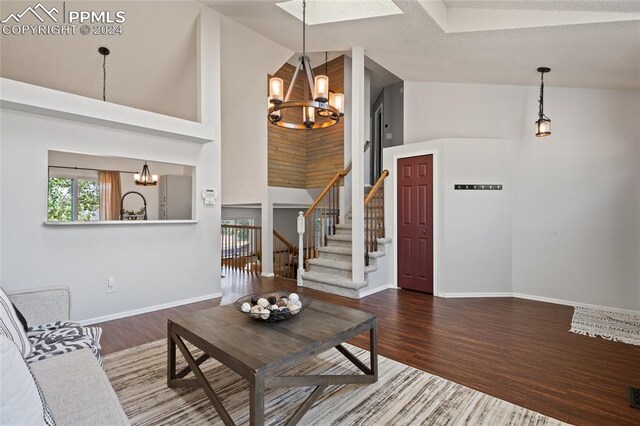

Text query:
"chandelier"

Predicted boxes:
[[134, 161, 158, 186], [268, 0, 344, 129], [535, 67, 551, 137]]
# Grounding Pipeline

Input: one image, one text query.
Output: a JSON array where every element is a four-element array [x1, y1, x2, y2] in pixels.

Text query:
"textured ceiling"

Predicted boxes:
[[205, 0, 640, 89], [442, 1, 640, 13]]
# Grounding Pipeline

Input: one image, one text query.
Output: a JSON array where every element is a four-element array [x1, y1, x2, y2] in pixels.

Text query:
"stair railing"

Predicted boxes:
[[221, 224, 298, 279], [221, 224, 262, 273], [273, 229, 297, 280], [364, 169, 389, 264], [296, 142, 371, 285]]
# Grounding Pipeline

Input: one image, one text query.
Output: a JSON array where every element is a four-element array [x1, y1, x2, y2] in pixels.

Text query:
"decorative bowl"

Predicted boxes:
[[234, 291, 311, 322]]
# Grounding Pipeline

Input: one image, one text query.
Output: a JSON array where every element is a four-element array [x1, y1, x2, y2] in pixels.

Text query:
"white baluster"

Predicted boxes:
[[297, 211, 305, 287]]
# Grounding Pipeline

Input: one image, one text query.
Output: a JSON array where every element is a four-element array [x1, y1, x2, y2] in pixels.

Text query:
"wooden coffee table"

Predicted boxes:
[[167, 299, 377, 426]]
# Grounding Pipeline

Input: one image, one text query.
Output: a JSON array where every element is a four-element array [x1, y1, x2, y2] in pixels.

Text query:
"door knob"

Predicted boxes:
[[421, 229, 426, 234]]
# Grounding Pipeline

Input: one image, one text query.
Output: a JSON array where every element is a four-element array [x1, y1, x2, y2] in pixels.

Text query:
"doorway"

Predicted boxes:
[[397, 154, 433, 293]]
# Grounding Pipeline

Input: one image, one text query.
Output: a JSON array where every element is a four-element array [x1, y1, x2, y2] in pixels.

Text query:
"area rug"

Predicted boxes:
[[570, 306, 640, 345], [103, 340, 566, 426]]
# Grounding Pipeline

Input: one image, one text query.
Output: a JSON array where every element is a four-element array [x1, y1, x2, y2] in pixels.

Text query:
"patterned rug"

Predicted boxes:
[[570, 306, 640, 346], [103, 340, 565, 425]]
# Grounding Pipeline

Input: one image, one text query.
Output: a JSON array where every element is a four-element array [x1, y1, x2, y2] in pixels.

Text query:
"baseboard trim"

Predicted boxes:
[[440, 292, 513, 298], [359, 284, 396, 298], [439, 291, 639, 314], [80, 292, 223, 325], [512, 293, 640, 315]]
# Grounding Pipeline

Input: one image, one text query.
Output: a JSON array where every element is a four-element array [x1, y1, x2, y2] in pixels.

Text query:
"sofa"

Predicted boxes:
[[4, 287, 129, 425]]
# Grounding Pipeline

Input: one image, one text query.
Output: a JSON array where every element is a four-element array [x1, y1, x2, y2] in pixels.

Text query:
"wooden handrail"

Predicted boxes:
[[304, 141, 369, 218], [221, 224, 261, 230], [304, 171, 346, 218], [273, 229, 296, 252], [364, 169, 389, 206]]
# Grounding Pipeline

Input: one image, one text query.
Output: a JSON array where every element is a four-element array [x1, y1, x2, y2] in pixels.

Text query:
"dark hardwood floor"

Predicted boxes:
[[96, 269, 640, 425]]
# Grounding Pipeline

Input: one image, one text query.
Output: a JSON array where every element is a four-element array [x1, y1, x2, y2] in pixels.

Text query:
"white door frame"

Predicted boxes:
[[391, 149, 440, 297]]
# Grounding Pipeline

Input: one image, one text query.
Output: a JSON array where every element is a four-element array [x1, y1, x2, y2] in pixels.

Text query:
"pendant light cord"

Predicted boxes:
[[302, 0, 306, 58], [538, 72, 545, 119], [102, 53, 107, 102], [325, 51, 328, 75]]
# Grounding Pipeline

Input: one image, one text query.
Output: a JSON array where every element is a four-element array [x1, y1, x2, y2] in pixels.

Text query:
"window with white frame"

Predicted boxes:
[[47, 169, 100, 222]]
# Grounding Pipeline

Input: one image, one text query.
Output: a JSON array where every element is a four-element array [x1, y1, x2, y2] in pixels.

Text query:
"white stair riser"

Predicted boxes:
[[301, 279, 360, 299], [326, 239, 352, 248], [318, 251, 352, 262], [309, 264, 352, 278]]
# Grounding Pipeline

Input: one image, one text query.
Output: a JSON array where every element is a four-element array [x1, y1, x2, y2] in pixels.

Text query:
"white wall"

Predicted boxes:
[[383, 138, 513, 297], [1, 109, 221, 321], [222, 207, 261, 225], [219, 17, 292, 206], [400, 81, 640, 310], [273, 208, 302, 246]]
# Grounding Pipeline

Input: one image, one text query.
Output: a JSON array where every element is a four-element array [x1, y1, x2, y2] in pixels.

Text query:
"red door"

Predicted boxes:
[[397, 155, 433, 293]]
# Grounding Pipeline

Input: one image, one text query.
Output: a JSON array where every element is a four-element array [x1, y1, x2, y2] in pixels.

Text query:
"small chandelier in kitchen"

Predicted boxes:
[[134, 161, 158, 186], [267, 0, 344, 129]]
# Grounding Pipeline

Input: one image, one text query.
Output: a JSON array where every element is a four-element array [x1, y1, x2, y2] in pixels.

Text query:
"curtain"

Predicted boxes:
[[98, 170, 122, 220]]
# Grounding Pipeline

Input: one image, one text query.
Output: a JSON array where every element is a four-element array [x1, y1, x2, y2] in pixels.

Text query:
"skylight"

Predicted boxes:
[[276, 0, 403, 25]]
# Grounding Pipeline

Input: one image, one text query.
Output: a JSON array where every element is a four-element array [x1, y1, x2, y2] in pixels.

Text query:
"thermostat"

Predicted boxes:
[[201, 189, 217, 205]]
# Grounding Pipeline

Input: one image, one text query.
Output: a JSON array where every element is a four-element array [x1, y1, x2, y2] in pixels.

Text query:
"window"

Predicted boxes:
[[47, 173, 100, 222]]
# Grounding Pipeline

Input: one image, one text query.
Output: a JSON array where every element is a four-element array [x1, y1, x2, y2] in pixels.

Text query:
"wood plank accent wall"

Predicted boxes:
[[268, 63, 307, 188], [268, 56, 345, 189], [306, 56, 345, 189]]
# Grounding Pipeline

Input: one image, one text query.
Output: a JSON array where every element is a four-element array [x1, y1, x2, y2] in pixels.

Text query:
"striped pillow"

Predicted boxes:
[[0, 288, 31, 358]]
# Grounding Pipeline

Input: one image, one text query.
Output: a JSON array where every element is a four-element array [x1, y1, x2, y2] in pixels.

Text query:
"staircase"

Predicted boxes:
[[299, 174, 391, 299]]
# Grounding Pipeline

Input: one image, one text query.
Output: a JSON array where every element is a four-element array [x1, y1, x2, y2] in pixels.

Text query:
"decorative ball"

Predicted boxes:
[[270, 305, 279, 311], [276, 299, 288, 307], [289, 293, 300, 303], [250, 305, 262, 319], [250, 296, 259, 305], [257, 298, 269, 309], [259, 308, 270, 320], [267, 296, 277, 305], [278, 308, 290, 319], [241, 302, 251, 313], [288, 301, 302, 315]]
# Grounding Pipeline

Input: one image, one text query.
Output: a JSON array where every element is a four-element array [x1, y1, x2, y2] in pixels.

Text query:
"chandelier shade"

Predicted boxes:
[[267, 0, 344, 130]]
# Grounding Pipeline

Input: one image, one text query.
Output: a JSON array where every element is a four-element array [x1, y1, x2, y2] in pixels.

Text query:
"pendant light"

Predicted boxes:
[[535, 67, 551, 137], [134, 162, 158, 186], [267, 0, 345, 129], [98, 47, 110, 101]]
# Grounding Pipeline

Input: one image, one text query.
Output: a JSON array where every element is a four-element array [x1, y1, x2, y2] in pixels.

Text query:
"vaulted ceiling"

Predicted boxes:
[[206, 0, 640, 89]]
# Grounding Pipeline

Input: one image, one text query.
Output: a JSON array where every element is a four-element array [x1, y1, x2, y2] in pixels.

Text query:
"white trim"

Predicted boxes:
[[440, 291, 640, 315], [512, 293, 640, 315], [440, 292, 513, 298], [44, 220, 198, 226], [79, 292, 222, 325], [391, 149, 440, 296], [260, 272, 275, 278], [0, 79, 214, 144], [359, 283, 396, 298]]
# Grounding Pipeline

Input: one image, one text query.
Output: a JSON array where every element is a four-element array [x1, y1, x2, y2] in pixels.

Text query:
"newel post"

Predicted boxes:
[[297, 211, 305, 287]]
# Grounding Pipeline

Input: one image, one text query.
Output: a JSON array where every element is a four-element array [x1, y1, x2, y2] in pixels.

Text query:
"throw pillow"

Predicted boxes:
[[0, 335, 56, 425], [0, 287, 31, 358], [12, 302, 28, 332]]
